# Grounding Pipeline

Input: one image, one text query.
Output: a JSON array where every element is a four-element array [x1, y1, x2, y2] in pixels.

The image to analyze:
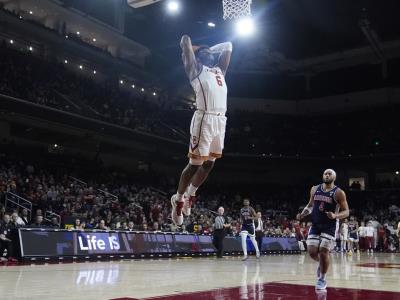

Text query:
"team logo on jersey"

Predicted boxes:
[[191, 136, 199, 151]]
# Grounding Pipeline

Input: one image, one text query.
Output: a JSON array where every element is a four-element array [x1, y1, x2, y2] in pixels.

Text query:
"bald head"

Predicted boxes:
[[217, 207, 224, 215], [323, 169, 336, 184]]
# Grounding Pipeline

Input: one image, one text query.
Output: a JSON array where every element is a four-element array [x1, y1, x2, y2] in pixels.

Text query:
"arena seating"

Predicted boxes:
[[1, 43, 400, 158], [0, 151, 399, 252]]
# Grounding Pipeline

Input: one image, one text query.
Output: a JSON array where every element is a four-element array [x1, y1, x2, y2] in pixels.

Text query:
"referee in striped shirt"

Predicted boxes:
[[213, 207, 230, 258]]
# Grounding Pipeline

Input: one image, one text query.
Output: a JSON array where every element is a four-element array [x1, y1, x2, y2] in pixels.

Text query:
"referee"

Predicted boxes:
[[213, 207, 230, 258]]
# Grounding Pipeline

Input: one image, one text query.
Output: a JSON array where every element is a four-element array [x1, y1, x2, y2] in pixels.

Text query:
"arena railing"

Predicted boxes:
[[5, 192, 33, 221]]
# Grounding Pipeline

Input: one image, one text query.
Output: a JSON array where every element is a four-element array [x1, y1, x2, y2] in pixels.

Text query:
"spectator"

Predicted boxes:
[[20, 208, 30, 226], [97, 219, 109, 230], [30, 215, 46, 228], [73, 218, 83, 230], [10, 212, 22, 228], [0, 214, 18, 262]]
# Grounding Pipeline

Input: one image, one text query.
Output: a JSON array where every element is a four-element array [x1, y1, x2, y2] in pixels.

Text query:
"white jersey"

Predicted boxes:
[[191, 66, 227, 113]]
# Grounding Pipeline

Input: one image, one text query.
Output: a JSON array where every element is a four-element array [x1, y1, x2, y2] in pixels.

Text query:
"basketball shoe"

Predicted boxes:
[[171, 194, 184, 225], [182, 194, 196, 216]]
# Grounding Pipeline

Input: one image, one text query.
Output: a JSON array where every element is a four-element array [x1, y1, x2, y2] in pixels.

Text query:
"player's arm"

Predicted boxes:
[[326, 189, 349, 220], [250, 207, 258, 220], [180, 35, 201, 81], [210, 42, 233, 75], [296, 186, 317, 220]]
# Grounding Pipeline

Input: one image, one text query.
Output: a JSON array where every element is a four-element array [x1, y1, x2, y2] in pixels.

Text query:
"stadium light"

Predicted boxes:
[[64, 59, 68, 64], [153, 92, 157, 96], [28, 46, 33, 51], [93, 70, 97, 74], [9, 40, 14, 44], [29, 11, 33, 15], [76, 31, 80, 35], [208, 22, 216, 28], [131, 84, 135, 89], [79, 65, 83, 69], [120, 80, 124, 84], [235, 17, 255, 37], [92, 38, 96, 42], [396, 171, 399, 175], [65, 35, 69, 39], [19, 16, 23, 19], [54, 144, 58, 148], [167, 1, 180, 13], [141, 88, 145, 92]]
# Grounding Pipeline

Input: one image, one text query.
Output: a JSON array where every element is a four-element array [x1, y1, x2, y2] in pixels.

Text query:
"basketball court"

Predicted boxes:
[[1, 253, 399, 299]]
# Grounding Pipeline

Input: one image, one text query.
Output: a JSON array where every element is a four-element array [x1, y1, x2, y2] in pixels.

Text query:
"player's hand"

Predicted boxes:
[[296, 213, 303, 220], [326, 212, 336, 219]]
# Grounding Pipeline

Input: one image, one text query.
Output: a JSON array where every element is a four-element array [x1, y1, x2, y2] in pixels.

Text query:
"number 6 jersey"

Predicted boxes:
[[191, 66, 227, 114]]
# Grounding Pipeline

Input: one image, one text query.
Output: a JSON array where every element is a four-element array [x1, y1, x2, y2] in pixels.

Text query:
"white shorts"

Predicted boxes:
[[307, 233, 335, 250], [188, 110, 227, 160], [340, 232, 348, 241]]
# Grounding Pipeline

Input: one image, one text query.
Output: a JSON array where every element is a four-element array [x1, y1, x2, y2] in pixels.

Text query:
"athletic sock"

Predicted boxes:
[[320, 273, 326, 280], [186, 184, 198, 197], [177, 193, 184, 202]]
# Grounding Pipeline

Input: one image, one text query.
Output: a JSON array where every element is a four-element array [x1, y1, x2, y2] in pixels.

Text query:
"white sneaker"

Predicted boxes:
[[242, 255, 248, 261], [256, 253, 261, 259], [171, 194, 184, 226]]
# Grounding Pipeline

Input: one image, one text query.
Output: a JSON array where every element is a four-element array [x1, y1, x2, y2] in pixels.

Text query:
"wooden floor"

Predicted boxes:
[[1, 253, 399, 299]]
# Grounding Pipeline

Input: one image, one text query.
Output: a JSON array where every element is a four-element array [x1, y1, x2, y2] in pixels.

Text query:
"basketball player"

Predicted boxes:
[[348, 216, 359, 254], [170, 35, 233, 225], [297, 169, 349, 290], [340, 219, 349, 253], [240, 198, 260, 261]]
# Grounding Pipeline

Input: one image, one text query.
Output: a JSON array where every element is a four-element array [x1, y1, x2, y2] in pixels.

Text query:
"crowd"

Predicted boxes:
[[1, 151, 400, 263], [2, 42, 400, 157]]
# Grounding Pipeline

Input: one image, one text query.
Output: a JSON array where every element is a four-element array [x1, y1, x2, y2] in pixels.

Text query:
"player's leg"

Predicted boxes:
[[306, 232, 321, 262], [249, 235, 260, 258], [171, 160, 201, 225], [183, 118, 224, 215], [348, 238, 353, 254], [241, 230, 249, 260], [340, 234, 345, 252], [315, 230, 335, 290], [247, 226, 260, 258], [187, 159, 215, 191]]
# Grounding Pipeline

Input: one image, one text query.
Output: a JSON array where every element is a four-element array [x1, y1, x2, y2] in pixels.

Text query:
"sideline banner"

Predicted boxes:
[[18, 229, 299, 258]]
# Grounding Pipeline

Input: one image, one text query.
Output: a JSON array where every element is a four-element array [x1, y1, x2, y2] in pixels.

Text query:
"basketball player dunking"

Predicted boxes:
[[297, 169, 349, 290], [240, 198, 260, 261], [170, 35, 232, 225]]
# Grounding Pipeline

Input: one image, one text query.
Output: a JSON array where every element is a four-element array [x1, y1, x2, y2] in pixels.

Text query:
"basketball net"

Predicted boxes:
[[222, 0, 252, 20]]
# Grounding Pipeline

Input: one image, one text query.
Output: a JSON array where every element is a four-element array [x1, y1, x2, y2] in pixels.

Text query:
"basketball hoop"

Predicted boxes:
[[222, 0, 252, 20]]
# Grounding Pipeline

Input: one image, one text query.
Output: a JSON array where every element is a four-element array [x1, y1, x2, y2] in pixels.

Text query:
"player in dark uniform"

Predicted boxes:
[[297, 169, 349, 290], [348, 216, 360, 254], [240, 198, 260, 261]]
